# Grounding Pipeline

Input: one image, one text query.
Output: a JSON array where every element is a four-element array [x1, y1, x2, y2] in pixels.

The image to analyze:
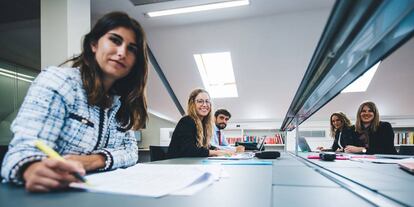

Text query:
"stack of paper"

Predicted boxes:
[[70, 164, 225, 197]]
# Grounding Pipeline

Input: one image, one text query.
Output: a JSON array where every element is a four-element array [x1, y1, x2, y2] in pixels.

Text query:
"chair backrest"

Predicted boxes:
[[0, 145, 9, 172], [149, 145, 169, 162], [399, 145, 414, 155]]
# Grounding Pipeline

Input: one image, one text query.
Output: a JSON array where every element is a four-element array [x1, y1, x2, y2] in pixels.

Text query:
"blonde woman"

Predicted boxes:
[[345, 101, 397, 154], [168, 89, 234, 158]]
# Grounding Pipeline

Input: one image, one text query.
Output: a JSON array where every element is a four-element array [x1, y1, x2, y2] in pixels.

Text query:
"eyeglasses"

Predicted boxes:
[[195, 99, 211, 105]]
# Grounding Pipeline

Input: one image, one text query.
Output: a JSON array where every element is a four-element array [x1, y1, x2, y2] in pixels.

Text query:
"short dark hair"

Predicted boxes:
[[215, 109, 231, 118]]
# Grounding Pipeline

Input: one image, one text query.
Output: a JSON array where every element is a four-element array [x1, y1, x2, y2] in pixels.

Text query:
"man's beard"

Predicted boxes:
[[216, 123, 227, 130]]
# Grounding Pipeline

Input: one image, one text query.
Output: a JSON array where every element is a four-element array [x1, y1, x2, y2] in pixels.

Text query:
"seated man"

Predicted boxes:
[[211, 109, 245, 152]]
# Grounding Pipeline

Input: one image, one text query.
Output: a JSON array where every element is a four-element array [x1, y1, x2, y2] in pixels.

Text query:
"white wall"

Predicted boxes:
[[41, 0, 90, 68], [140, 113, 176, 148]]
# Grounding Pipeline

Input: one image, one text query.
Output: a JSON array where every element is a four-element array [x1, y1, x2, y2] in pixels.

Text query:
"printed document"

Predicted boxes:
[[70, 164, 222, 197]]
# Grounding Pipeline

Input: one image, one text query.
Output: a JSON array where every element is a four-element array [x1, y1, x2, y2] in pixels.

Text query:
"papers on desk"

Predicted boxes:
[[350, 157, 414, 164], [70, 164, 226, 197], [207, 152, 255, 160], [203, 159, 273, 165]]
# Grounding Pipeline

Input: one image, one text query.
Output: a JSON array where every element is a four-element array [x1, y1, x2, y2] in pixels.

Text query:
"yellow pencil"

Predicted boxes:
[[35, 140, 89, 184]]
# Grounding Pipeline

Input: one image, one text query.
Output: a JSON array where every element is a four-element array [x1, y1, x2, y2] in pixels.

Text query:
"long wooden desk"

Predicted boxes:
[[0, 153, 412, 207]]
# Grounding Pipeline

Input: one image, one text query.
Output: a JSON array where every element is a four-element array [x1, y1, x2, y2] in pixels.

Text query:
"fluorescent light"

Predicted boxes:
[[341, 61, 380, 93], [0, 68, 35, 83], [146, 0, 249, 17], [194, 52, 238, 98]]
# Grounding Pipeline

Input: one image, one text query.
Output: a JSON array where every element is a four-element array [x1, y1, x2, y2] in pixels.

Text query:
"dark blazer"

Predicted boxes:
[[331, 126, 361, 151], [168, 116, 212, 158], [362, 121, 397, 154]]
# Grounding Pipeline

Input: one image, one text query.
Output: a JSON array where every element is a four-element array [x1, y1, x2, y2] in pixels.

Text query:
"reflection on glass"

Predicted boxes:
[[0, 61, 39, 145]]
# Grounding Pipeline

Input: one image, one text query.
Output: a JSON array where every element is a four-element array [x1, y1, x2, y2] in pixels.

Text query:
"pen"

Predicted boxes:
[[34, 140, 89, 184]]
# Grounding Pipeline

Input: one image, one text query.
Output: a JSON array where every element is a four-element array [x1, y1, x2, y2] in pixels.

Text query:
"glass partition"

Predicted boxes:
[[0, 61, 39, 145]]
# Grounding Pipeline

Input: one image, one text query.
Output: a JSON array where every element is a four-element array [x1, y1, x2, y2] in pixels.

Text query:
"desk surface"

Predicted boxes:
[[1, 153, 412, 207], [298, 153, 414, 206], [0, 158, 272, 207]]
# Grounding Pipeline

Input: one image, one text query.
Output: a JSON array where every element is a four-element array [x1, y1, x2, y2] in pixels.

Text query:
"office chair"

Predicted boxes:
[[149, 145, 169, 161], [399, 145, 414, 155], [0, 145, 9, 172]]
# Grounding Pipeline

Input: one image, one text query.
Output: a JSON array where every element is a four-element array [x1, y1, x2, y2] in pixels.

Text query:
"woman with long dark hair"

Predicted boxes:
[[2, 12, 149, 192]]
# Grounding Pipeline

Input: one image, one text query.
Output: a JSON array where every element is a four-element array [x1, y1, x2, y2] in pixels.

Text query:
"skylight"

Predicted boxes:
[[341, 61, 380, 93], [145, 0, 249, 18], [194, 52, 238, 98]]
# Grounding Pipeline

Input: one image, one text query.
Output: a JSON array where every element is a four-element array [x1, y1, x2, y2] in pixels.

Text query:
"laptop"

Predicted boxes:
[[298, 136, 312, 152]]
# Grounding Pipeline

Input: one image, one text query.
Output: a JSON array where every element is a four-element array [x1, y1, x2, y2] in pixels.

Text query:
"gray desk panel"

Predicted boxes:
[[329, 167, 413, 191], [301, 154, 414, 206], [271, 153, 307, 167], [272, 166, 339, 187], [306, 158, 368, 168], [272, 185, 374, 207], [0, 163, 272, 207], [381, 190, 414, 206]]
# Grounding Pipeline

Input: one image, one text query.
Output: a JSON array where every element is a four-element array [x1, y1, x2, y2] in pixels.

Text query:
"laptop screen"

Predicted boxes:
[[256, 136, 266, 151], [298, 137, 312, 152]]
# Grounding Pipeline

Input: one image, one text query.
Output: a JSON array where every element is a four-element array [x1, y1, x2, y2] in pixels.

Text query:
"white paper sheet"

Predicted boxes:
[[171, 165, 227, 195], [350, 157, 414, 164], [70, 164, 218, 197]]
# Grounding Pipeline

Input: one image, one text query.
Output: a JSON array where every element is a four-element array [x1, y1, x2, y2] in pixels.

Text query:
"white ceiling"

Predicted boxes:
[[91, 0, 414, 125]]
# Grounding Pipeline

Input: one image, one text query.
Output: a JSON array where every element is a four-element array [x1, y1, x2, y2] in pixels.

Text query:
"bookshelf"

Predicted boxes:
[[223, 128, 286, 151], [393, 127, 414, 147]]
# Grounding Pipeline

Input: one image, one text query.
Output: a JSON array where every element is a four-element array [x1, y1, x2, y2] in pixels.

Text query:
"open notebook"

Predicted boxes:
[[208, 137, 265, 160]]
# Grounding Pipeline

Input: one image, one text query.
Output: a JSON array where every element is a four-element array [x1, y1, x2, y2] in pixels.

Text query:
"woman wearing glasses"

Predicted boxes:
[[168, 89, 234, 158]]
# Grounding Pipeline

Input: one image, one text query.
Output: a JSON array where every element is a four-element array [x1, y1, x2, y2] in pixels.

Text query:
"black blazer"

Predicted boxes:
[[361, 121, 397, 155], [331, 126, 361, 151], [357, 121, 397, 154], [168, 116, 211, 158]]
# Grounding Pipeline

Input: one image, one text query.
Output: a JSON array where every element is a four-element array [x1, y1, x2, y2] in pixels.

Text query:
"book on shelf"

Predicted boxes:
[[394, 132, 414, 145], [225, 133, 285, 145]]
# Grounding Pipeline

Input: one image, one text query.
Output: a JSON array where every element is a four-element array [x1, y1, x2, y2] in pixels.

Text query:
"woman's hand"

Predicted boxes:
[[335, 148, 344, 152], [64, 154, 105, 172], [235, 146, 245, 153], [344, 145, 365, 153], [209, 150, 235, 157], [23, 158, 85, 192], [316, 146, 324, 151]]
